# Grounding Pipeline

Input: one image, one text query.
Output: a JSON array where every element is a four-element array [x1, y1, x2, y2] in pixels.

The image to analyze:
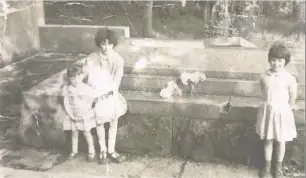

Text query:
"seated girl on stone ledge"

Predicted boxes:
[[62, 63, 98, 162]]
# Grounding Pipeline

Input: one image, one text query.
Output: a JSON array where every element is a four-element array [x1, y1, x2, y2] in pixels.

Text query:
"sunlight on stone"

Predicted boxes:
[[234, 83, 255, 95], [133, 56, 150, 71], [130, 45, 141, 52]]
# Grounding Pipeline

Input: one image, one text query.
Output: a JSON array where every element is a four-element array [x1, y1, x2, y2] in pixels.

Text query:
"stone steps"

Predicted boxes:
[[121, 74, 305, 100], [121, 91, 305, 125]]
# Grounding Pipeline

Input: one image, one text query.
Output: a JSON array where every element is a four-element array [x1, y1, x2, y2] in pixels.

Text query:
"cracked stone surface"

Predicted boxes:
[[48, 154, 183, 177]]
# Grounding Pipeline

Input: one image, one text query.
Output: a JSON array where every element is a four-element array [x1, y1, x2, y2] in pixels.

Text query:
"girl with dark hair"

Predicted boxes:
[[63, 64, 97, 162], [256, 41, 298, 178], [82, 28, 127, 164]]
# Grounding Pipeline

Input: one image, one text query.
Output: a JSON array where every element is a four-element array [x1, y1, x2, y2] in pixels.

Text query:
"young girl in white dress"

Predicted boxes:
[[256, 42, 297, 178], [63, 64, 98, 162]]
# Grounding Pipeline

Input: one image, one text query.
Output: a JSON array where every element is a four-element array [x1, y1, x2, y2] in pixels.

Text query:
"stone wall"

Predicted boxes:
[[39, 25, 130, 54], [115, 96, 305, 169], [0, 3, 43, 68]]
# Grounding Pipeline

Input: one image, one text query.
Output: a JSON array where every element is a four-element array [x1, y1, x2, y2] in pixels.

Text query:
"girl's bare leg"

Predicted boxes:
[[96, 124, 107, 164], [83, 131, 95, 154], [108, 119, 125, 163], [275, 141, 286, 162], [83, 130, 95, 162], [260, 139, 273, 177], [108, 119, 118, 154], [96, 125, 107, 152], [275, 141, 286, 177], [264, 139, 273, 161], [68, 130, 79, 160], [71, 130, 79, 154]]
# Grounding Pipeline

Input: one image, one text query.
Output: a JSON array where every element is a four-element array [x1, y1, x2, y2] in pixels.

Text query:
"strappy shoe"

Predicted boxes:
[[274, 162, 284, 178], [98, 152, 107, 164], [87, 153, 96, 162], [68, 152, 78, 160], [260, 161, 271, 178], [108, 152, 125, 163]]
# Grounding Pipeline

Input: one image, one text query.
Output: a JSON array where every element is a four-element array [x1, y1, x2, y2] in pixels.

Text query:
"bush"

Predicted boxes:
[[203, 21, 239, 38]]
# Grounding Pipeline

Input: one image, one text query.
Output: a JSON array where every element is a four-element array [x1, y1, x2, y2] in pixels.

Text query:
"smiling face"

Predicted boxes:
[[269, 58, 286, 72]]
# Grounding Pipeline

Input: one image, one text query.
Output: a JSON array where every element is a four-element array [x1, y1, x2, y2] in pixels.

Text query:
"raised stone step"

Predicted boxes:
[[39, 25, 130, 53], [122, 91, 305, 125], [124, 66, 262, 81], [121, 74, 305, 100], [118, 91, 304, 165]]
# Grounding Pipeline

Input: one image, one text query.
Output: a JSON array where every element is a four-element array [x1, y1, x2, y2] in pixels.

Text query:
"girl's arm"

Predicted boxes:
[[289, 76, 298, 107], [259, 75, 267, 100], [113, 55, 124, 91], [63, 96, 76, 120]]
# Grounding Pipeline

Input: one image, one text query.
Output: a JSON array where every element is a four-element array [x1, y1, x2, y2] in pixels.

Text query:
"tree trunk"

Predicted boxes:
[[202, 2, 209, 25], [143, 0, 153, 38], [223, 0, 229, 37]]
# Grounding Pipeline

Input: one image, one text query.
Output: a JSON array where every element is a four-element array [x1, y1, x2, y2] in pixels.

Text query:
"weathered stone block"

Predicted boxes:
[[116, 114, 172, 156], [127, 100, 174, 117], [18, 94, 67, 148], [284, 127, 305, 169], [0, 6, 40, 68], [39, 25, 130, 54], [172, 117, 264, 166], [173, 102, 220, 119], [220, 106, 258, 122], [172, 117, 217, 161]]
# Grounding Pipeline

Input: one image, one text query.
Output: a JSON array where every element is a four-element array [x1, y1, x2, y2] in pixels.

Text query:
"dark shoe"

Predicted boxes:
[[108, 152, 125, 163], [98, 152, 107, 164], [260, 161, 271, 178], [274, 162, 283, 178], [68, 152, 78, 160], [87, 153, 95, 162]]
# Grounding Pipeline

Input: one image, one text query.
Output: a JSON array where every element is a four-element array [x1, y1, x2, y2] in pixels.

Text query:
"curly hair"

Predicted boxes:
[[94, 28, 120, 47], [67, 63, 84, 79], [268, 41, 291, 66]]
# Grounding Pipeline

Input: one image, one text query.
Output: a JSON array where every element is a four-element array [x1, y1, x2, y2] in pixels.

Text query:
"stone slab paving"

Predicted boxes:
[[48, 154, 183, 178], [2, 155, 305, 178], [47, 154, 257, 178]]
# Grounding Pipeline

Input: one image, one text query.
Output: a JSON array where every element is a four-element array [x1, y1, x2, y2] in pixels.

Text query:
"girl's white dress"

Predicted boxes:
[[256, 69, 297, 142], [83, 50, 127, 124], [62, 84, 97, 131]]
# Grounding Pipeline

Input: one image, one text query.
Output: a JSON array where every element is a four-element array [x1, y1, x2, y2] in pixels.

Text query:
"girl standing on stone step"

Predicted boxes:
[[62, 63, 98, 162], [81, 28, 127, 164], [256, 41, 297, 178]]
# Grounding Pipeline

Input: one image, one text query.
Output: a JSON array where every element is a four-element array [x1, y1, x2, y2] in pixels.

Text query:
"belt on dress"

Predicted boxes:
[[92, 91, 113, 106]]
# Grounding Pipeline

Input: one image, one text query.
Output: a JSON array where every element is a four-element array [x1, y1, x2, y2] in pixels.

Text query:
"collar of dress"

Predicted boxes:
[[267, 69, 286, 77]]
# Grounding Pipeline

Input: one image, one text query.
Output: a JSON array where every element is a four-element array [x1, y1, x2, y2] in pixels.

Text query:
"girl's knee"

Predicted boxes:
[[82, 130, 92, 136], [264, 139, 274, 145], [275, 141, 286, 146]]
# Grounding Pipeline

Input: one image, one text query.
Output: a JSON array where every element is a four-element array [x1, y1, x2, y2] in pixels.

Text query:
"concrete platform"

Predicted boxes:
[[1, 153, 303, 178]]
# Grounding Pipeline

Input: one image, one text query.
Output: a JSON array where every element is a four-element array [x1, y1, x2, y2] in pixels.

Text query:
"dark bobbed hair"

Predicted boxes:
[[268, 41, 291, 66], [67, 63, 84, 79], [94, 28, 120, 47]]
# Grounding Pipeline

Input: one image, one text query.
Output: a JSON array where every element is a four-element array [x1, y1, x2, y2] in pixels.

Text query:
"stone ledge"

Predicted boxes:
[[121, 74, 305, 100], [124, 66, 262, 80], [39, 25, 130, 53], [123, 91, 305, 124]]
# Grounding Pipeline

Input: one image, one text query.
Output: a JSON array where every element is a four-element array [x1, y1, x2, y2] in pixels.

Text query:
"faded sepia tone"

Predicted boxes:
[[0, 1, 305, 178]]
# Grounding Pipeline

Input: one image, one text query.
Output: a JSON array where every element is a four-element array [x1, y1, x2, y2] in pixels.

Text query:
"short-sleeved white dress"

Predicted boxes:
[[256, 69, 297, 142], [84, 50, 127, 125], [62, 85, 97, 131]]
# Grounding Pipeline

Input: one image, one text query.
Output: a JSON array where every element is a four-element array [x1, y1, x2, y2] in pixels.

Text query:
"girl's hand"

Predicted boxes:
[[291, 105, 298, 111]]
